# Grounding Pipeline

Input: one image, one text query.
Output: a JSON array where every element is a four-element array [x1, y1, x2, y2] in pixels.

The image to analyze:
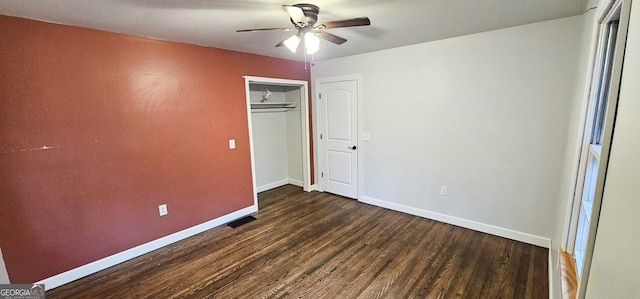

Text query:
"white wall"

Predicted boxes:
[[250, 84, 288, 103], [250, 84, 304, 191], [312, 16, 583, 244], [252, 111, 289, 189], [0, 246, 9, 283], [585, 1, 640, 297], [286, 88, 303, 184]]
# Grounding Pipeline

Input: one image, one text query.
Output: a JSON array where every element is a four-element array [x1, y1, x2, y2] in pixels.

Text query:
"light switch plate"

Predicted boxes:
[[158, 204, 168, 216], [362, 132, 371, 141], [229, 139, 236, 149], [440, 186, 448, 196]]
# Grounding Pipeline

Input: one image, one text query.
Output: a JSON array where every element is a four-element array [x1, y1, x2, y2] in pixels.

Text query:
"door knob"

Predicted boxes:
[[349, 146, 357, 150]]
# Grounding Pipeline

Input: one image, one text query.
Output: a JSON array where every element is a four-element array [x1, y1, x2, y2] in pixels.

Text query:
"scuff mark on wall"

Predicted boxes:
[[1, 145, 63, 154]]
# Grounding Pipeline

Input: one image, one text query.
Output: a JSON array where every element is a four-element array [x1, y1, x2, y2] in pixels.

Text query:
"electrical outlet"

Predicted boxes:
[[440, 186, 448, 196], [158, 204, 168, 216], [229, 139, 236, 149]]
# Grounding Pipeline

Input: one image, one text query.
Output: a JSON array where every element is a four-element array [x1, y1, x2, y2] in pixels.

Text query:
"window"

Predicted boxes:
[[565, 0, 631, 297], [574, 19, 618, 276]]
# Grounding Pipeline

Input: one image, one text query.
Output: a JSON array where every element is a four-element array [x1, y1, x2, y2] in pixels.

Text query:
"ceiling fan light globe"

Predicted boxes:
[[305, 32, 320, 54], [284, 35, 301, 53]]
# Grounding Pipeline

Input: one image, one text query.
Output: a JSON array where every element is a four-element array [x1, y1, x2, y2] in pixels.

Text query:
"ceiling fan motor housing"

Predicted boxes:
[[292, 3, 319, 27], [237, 3, 369, 48]]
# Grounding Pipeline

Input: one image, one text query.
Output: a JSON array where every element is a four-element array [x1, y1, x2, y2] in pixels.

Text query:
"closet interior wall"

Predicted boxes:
[[250, 84, 303, 192]]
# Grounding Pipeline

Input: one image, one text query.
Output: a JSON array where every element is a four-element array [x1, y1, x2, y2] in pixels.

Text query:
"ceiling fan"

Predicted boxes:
[[237, 3, 371, 54]]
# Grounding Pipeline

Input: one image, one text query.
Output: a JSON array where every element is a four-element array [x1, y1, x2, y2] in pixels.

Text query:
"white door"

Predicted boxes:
[[317, 79, 358, 198]]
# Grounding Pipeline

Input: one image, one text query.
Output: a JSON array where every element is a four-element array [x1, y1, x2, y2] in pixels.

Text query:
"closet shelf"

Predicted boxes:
[[251, 102, 296, 113]]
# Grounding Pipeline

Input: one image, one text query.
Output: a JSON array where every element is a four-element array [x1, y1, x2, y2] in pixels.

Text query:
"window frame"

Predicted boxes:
[[564, 0, 632, 297]]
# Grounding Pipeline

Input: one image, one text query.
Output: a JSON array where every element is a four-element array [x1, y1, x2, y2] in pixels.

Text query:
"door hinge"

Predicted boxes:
[[319, 93, 322, 99], [321, 172, 324, 178], [320, 133, 323, 139]]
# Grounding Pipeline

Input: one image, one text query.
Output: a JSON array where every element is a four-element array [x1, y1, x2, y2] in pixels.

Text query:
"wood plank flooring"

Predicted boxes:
[[47, 185, 548, 298]]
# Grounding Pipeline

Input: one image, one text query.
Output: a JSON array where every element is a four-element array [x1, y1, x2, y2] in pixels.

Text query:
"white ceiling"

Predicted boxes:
[[0, 0, 587, 61]]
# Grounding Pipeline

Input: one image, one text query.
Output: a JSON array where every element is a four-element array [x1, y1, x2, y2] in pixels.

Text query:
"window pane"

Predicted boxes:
[[576, 154, 599, 277], [575, 207, 589, 275], [581, 155, 599, 212], [591, 22, 619, 145]]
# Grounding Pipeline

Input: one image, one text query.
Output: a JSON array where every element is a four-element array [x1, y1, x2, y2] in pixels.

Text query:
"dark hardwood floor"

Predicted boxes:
[[47, 185, 548, 298]]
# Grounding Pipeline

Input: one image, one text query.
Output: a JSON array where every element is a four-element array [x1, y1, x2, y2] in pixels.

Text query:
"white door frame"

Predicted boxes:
[[314, 74, 363, 199], [243, 76, 312, 206]]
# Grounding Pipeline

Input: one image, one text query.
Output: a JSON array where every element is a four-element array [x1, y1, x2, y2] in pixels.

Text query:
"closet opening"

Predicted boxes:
[[243, 76, 311, 201]]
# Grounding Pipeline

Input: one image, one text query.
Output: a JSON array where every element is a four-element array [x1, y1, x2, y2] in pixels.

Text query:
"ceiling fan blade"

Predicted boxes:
[[319, 17, 371, 29], [317, 31, 347, 45], [275, 34, 296, 47], [283, 5, 307, 26], [237, 28, 295, 33]]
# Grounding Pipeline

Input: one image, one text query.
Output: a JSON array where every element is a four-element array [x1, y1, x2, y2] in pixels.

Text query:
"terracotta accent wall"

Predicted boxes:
[[0, 15, 310, 283]]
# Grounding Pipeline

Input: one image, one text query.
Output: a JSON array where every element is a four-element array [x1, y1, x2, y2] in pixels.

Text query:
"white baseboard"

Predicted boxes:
[[288, 179, 303, 187], [37, 205, 257, 290], [256, 179, 289, 193], [359, 196, 550, 248], [548, 241, 563, 299], [257, 179, 304, 193]]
